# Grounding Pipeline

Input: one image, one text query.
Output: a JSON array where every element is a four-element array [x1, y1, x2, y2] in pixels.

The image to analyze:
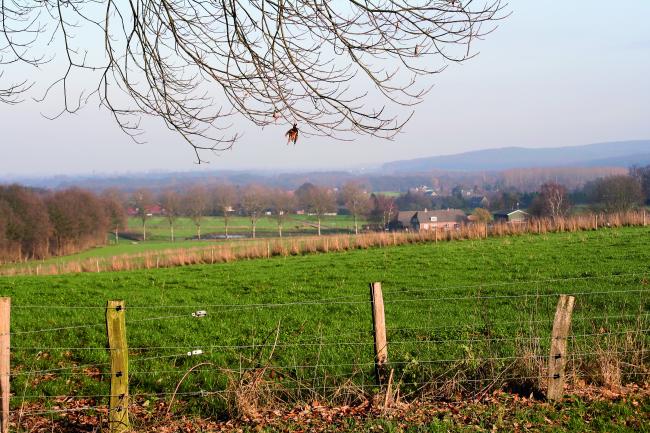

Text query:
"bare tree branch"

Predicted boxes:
[[0, 0, 507, 160]]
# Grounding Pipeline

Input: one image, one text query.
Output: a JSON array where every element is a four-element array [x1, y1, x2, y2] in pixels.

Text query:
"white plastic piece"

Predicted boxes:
[[192, 310, 207, 318], [187, 349, 203, 356]]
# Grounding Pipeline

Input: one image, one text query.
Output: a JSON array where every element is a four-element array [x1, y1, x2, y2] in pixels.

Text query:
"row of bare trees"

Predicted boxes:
[[127, 182, 396, 240], [528, 174, 647, 219], [0, 185, 126, 262]]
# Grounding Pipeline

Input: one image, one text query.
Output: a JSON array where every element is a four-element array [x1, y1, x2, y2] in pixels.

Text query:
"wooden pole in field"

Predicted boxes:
[[547, 294, 575, 402], [106, 300, 129, 433], [0, 298, 10, 433], [370, 282, 388, 385]]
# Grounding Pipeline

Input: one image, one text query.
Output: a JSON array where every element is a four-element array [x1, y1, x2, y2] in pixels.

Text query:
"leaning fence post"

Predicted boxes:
[[106, 300, 129, 432], [370, 282, 388, 385], [0, 298, 10, 433], [547, 294, 575, 402]]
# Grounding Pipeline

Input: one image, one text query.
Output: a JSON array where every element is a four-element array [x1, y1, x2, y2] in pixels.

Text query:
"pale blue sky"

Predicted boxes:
[[1, 0, 649, 177]]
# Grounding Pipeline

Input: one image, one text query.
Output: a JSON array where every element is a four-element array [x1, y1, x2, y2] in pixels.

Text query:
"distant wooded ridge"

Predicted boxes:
[[1, 140, 647, 193], [382, 140, 650, 172]]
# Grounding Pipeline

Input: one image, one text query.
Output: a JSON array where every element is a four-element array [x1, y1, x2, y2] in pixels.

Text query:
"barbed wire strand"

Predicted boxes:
[[10, 328, 648, 352], [10, 272, 650, 311]]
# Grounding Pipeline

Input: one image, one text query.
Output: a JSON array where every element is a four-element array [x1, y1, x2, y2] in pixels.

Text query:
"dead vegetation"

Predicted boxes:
[[2, 210, 648, 277]]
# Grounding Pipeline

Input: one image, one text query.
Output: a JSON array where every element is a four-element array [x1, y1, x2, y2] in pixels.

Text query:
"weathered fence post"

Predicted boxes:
[[370, 282, 388, 385], [0, 298, 10, 433], [106, 300, 129, 432], [547, 294, 575, 402]]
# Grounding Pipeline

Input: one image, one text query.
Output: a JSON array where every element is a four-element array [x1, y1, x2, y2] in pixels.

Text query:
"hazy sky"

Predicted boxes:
[[1, 0, 649, 177]]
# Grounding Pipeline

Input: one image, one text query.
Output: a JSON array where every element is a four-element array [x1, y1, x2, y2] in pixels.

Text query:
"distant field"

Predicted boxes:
[[1, 227, 648, 422], [372, 191, 401, 197], [0, 215, 369, 269], [125, 214, 369, 241]]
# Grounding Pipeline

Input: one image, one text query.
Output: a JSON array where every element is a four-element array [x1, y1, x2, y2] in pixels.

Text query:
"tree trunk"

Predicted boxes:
[[278, 222, 283, 238], [115, 227, 119, 244], [354, 214, 358, 235], [252, 220, 257, 238], [318, 216, 321, 236], [197, 224, 201, 240], [142, 220, 147, 241], [224, 216, 229, 238], [170, 223, 175, 242]]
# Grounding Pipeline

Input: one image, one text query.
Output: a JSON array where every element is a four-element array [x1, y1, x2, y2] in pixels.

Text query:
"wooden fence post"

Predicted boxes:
[[370, 282, 388, 385], [106, 300, 129, 432], [547, 294, 575, 402], [0, 298, 10, 433]]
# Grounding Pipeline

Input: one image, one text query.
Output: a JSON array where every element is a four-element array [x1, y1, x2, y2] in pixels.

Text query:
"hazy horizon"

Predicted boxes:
[[1, 0, 649, 176]]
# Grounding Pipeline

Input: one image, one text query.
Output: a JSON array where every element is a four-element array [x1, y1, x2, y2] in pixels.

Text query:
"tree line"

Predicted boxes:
[[382, 168, 650, 222], [128, 182, 386, 241], [2, 166, 648, 261], [0, 185, 126, 261]]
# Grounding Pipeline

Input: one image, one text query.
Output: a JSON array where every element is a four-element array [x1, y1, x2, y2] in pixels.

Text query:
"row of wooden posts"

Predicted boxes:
[[0, 286, 575, 433]]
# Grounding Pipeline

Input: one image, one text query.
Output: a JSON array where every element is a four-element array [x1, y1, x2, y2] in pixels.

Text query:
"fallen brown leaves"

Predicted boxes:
[[10, 382, 650, 432]]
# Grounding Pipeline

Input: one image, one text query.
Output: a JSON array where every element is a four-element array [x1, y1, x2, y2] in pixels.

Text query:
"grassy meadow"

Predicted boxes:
[[0, 227, 648, 420], [0, 214, 368, 269], [125, 214, 368, 240]]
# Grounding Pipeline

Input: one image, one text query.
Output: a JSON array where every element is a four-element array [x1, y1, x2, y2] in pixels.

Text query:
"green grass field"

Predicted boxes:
[[126, 214, 369, 240], [1, 214, 369, 269], [1, 227, 648, 421]]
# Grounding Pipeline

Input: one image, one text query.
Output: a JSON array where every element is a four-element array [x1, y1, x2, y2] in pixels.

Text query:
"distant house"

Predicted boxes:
[[413, 185, 438, 197], [493, 209, 529, 223], [127, 204, 165, 217], [391, 209, 467, 231]]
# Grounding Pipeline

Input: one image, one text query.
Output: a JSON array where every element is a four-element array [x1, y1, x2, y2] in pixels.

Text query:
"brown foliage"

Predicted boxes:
[[45, 188, 110, 255], [6, 210, 649, 276], [592, 175, 644, 212], [0, 184, 51, 260], [0, 185, 120, 262]]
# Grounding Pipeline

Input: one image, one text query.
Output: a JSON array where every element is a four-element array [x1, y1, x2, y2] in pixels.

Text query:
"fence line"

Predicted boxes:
[[10, 346, 646, 379], [2, 210, 649, 277], [386, 289, 649, 303], [1, 279, 648, 431], [8, 287, 647, 318], [13, 370, 650, 408], [382, 273, 650, 295], [10, 328, 649, 353], [10, 272, 649, 311]]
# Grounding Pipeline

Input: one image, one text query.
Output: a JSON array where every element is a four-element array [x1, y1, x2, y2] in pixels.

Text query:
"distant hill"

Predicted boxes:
[[382, 140, 650, 172]]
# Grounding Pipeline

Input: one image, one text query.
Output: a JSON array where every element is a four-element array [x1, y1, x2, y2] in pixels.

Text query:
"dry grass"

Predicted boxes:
[[2, 210, 648, 276]]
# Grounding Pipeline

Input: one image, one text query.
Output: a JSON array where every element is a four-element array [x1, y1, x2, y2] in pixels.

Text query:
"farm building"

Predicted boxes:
[[127, 204, 165, 217], [391, 209, 468, 231], [493, 209, 529, 223]]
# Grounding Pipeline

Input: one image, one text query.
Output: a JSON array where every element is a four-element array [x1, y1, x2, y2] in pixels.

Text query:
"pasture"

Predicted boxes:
[[0, 227, 648, 425], [125, 214, 369, 241], [0, 214, 369, 270]]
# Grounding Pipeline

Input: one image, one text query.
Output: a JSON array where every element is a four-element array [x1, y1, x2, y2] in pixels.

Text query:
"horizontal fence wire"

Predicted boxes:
[[7, 289, 647, 336], [385, 289, 649, 304], [9, 272, 649, 311], [13, 371, 650, 410], [6, 312, 214, 336], [10, 328, 649, 352], [10, 347, 647, 378]]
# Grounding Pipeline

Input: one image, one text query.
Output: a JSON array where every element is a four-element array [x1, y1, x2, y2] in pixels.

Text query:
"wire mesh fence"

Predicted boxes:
[[2, 273, 648, 429]]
